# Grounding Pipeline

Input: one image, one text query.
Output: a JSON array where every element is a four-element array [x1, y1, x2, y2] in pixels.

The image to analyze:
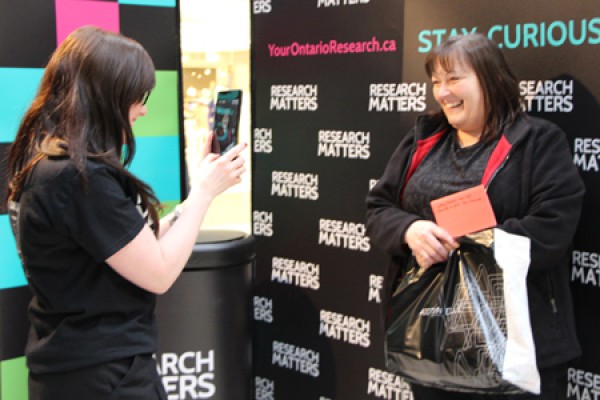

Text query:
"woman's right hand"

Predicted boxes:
[[404, 220, 459, 269], [107, 133, 247, 294], [190, 133, 247, 200]]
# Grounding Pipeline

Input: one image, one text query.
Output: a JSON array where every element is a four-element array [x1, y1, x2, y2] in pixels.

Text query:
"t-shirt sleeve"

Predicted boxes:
[[61, 165, 147, 262]]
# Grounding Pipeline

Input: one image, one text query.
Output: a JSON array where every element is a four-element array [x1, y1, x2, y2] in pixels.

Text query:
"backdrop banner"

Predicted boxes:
[[250, 1, 600, 399]]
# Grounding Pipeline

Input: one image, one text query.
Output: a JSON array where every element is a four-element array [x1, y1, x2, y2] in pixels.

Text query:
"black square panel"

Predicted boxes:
[[119, 4, 180, 70], [0, 286, 31, 361], [0, 0, 57, 68]]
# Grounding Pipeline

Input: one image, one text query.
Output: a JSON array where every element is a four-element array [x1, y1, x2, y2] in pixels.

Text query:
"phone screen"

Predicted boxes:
[[212, 90, 242, 155]]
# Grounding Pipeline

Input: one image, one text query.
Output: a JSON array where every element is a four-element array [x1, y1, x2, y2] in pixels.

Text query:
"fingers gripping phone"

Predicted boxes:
[[211, 90, 242, 155]]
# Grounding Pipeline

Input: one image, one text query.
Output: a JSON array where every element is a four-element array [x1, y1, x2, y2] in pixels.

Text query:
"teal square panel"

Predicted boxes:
[[129, 135, 181, 203], [118, 0, 176, 7], [0, 68, 43, 142], [0, 215, 26, 290]]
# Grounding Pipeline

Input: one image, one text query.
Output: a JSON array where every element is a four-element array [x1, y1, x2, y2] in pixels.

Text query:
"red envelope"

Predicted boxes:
[[430, 185, 497, 238]]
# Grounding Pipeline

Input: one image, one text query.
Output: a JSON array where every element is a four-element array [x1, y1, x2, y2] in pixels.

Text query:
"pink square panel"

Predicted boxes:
[[55, 0, 120, 46]]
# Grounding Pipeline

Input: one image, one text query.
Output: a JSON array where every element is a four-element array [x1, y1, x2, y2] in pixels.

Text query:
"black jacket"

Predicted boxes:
[[366, 113, 584, 368]]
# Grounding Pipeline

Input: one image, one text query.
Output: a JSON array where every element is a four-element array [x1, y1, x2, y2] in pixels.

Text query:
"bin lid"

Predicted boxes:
[[185, 229, 256, 270]]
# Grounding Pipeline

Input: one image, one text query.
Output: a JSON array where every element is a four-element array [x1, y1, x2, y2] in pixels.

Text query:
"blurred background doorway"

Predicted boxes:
[[179, 0, 251, 232]]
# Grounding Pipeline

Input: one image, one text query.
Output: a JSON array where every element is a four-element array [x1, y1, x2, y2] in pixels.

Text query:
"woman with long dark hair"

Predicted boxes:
[[6, 26, 246, 399]]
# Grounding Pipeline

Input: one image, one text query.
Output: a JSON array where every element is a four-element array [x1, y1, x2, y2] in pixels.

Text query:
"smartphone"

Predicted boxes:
[[211, 90, 242, 155]]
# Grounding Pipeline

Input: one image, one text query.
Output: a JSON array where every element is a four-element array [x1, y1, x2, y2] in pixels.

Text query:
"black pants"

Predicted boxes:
[[28, 354, 167, 400], [410, 363, 568, 400]]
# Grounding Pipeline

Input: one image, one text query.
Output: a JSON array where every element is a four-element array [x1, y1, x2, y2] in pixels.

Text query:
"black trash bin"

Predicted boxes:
[[155, 229, 255, 400]]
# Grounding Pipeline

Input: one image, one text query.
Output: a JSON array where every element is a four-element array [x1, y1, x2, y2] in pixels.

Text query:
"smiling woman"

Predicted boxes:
[[430, 61, 485, 146], [366, 33, 585, 400]]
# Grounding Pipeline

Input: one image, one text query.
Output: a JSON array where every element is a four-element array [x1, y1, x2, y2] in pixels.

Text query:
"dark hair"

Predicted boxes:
[[424, 33, 523, 142], [6, 25, 161, 232]]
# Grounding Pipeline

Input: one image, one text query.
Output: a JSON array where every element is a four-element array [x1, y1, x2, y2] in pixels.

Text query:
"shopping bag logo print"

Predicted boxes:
[[418, 306, 449, 317], [441, 260, 507, 377], [386, 230, 531, 394]]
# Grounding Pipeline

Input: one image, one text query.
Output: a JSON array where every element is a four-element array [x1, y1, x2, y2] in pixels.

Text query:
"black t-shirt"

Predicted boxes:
[[15, 157, 156, 373], [403, 130, 499, 220]]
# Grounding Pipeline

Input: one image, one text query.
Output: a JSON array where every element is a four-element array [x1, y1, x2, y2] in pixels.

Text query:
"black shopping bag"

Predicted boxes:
[[385, 230, 529, 394]]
